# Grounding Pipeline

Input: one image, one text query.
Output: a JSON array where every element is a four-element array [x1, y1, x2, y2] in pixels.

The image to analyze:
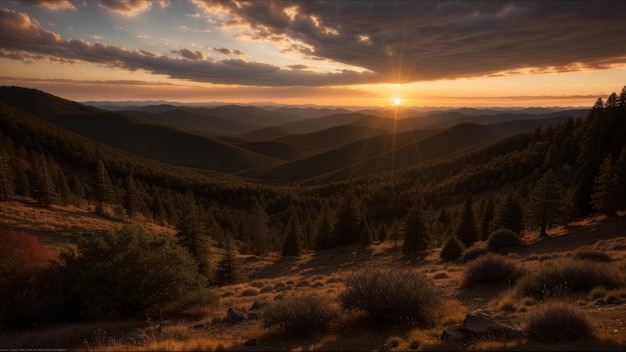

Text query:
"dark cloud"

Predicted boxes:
[[195, 0, 626, 82], [212, 47, 245, 56], [0, 8, 378, 86], [288, 64, 308, 70], [176, 48, 205, 60]]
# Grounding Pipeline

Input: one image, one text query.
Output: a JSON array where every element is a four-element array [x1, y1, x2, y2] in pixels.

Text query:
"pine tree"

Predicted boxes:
[[359, 219, 374, 248], [248, 202, 270, 257], [124, 174, 139, 219], [615, 147, 626, 210], [456, 194, 478, 248], [403, 194, 429, 254], [0, 152, 13, 202], [479, 196, 495, 240], [95, 160, 115, 216], [36, 152, 56, 207], [618, 86, 626, 108], [176, 190, 211, 278], [215, 236, 245, 286], [495, 194, 524, 235], [591, 154, 619, 216], [282, 209, 303, 257], [333, 191, 362, 246], [315, 205, 334, 250], [527, 170, 564, 238]]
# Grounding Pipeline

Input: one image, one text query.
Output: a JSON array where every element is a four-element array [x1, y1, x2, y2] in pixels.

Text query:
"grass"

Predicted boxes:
[[2, 202, 626, 351]]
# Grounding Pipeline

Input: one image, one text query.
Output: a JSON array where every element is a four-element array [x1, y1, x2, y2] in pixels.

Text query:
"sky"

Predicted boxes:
[[1, 0, 626, 108]]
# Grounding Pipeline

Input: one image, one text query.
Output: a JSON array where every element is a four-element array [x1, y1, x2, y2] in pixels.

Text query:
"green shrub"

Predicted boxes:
[[261, 293, 336, 337], [516, 258, 624, 299], [48, 224, 217, 322], [574, 249, 612, 262], [487, 229, 521, 252], [525, 301, 593, 343], [462, 253, 524, 288], [440, 236, 465, 261], [461, 245, 488, 263], [339, 267, 442, 326]]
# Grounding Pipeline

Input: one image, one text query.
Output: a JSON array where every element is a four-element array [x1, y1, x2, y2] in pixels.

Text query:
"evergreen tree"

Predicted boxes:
[[176, 190, 211, 278], [618, 86, 626, 108], [68, 173, 85, 199], [282, 209, 303, 257], [35, 152, 56, 207], [591, 154, 619, 216], [389, 219, 401, 247], [606, 92, 619, 108], [456, 194, 478, 248], [215, 236, 245, 286], [123, 174, 139, 219], [359, 219, 374, 248], [0, 152, 13, 202], [495, 194, 524, 235], [527, 170, 564, 238], [479, 196, 495, 240], [615, 147, 626, 210], [333, 191, 362, 246], [151, 188, 167, 224], [315, 205, 334, 250], [12, 163, 30, 197], [95, 160, 115, 216], [249, 202, 271, 257], [403, 194, 429, 254]]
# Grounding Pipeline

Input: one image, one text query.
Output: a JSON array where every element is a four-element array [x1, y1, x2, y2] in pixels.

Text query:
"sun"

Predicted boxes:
[[393, 97, 401, 106]]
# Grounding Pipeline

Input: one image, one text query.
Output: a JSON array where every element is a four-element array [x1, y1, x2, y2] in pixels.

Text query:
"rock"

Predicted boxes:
[[247, 311, 260, 320], [226, 306, 248, 323], [441, 309, 524, 346], [124, 328, 150, 345], [244, 338, 257, 346], [250, 300, 268, 311]]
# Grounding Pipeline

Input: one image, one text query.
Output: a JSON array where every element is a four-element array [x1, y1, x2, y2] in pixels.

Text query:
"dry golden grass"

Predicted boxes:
[[1, 202, 625, 351]]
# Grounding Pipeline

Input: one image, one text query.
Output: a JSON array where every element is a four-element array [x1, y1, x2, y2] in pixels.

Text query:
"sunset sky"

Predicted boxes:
[[1, 0, 626, 108]]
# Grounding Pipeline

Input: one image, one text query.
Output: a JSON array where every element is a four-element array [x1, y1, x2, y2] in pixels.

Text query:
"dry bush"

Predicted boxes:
[[487, 229, 521, 252], [339, 267, 442, 327], [462, 253, 525, 288], [574, 249, 612, 262], [461, 245, 488, 263], [261, 293, 336, 337], [525, 301, 593, 343], [432, 272, 449, 280], [239, 288, 259, 297], [249, 280, 266, 288], [516, 258, 624, 299], [440, 236, 464, 261], [259, 286, 273, 294]]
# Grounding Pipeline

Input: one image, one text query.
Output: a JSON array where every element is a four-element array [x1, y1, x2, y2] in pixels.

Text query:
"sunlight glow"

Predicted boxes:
[[394, 97, 401, 106]]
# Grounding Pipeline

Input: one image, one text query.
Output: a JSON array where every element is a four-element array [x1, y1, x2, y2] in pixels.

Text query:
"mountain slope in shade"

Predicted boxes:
[[278, 125, 390, 149], [256, 123, 503, 182], [307, 123, 505, 183], [0, 86, 279, 173], [125, 108, 259, 138], [236, 140, 323, 161]]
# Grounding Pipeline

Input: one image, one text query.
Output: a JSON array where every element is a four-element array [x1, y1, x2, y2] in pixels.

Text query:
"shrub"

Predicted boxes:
[[339, 267, 442, 326], [462, 253, 524, 288], [574, 249, 612, 262], [240, 289, 259, 297], [525, 301, 593, 343], [487, 229, 521, 252], [0, 229, 55, 330], [516, 258, 624, 299], [440, 236, 465, 261], [461, 245, 488, 263], [48, 224, 218, 322], [261, 293, 336, 337]]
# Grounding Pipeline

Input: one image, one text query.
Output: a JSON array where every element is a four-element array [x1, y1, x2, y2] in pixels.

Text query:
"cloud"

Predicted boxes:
[[0, 8, 379, 86], [175, 48, 205, 60], [98, 0, 151, 16], [89, 34, 104, 40], [31, 0, 76, 11], [212, 47, 245, 56], [193, 1, 626, 82]]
